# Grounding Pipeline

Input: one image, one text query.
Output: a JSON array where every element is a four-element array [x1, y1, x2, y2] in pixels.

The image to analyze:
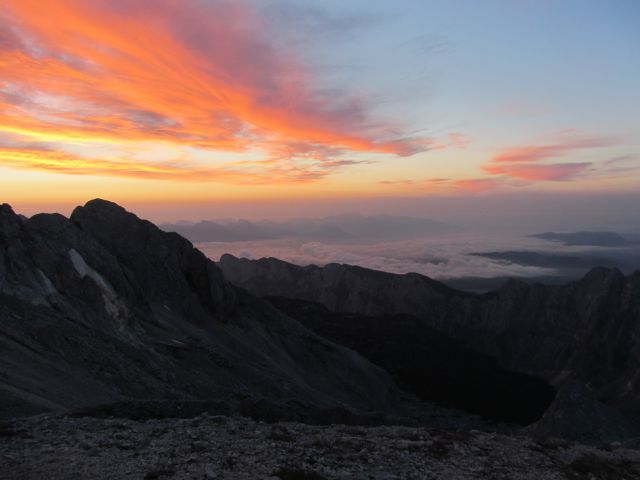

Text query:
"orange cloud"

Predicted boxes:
[[0, 143, 360, 185], [0, 0, 424, 181]]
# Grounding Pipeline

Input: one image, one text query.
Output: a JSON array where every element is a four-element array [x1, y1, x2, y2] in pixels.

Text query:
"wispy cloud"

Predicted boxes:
[[377, 132, 621, 194], [483, 162, 592, 181], [481, 133, 618, 183], [602, 155, 637, 167], [453, 177, 504, 192], [447, 133, 471, 149], [491, 135, 615, 164], [0, 0, 426, 182], [378, 176, 503, 194]]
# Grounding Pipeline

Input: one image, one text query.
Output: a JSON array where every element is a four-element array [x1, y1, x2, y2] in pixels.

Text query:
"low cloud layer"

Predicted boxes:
[[199, 233, 611, 281]]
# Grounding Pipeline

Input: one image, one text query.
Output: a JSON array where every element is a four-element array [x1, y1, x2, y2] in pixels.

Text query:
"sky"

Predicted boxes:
[[1, 0, 639, 224]]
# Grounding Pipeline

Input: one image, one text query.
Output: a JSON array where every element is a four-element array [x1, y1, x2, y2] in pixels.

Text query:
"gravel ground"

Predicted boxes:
[[1, 414, 640, 480]]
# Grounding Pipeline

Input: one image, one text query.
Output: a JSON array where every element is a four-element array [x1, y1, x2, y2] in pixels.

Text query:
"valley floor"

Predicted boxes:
[[1, 414, 639, 480]]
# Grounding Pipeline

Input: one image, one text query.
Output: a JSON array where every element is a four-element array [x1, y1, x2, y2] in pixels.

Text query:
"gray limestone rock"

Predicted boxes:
[[0, 200, 398, 420]]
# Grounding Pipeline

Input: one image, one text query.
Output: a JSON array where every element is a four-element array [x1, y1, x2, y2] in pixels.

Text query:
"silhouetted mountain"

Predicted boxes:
[[0, 200, 398, 419], [531, 231, 639, 247], [442, 274, 575, 293], [471, 251, 621, 270], [219, 255, 640, 415]]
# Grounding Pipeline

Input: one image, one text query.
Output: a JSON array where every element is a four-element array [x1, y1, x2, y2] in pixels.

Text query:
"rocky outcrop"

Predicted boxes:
[[526, 382, 639, 443], [475, 268, 640, 412], [219, 255, 640, 414], [0, 200, 398, 419]]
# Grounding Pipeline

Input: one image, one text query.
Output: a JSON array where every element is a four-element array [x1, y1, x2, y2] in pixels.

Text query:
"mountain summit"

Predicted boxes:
[[0, 199, 397, 419]]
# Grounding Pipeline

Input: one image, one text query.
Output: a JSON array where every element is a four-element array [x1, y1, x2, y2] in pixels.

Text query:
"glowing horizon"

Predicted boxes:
[[1, 0, 638, 213]]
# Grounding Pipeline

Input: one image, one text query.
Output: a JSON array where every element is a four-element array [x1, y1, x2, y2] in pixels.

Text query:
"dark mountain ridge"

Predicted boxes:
[[219, 254, 640, 414], [0, 200, 398, 420]]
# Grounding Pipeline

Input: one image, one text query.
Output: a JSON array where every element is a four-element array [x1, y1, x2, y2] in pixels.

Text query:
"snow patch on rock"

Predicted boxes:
[[68, 249, 127, 322]]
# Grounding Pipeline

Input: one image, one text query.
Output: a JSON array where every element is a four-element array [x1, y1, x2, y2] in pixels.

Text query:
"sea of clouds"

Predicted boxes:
[[196, 232, 604, 280]]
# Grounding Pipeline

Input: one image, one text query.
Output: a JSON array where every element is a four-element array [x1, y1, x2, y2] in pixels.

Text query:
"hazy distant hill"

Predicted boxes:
[[161, 213, 455, 243], [531, 231, 639, 247], [471, 251, 622, 270]]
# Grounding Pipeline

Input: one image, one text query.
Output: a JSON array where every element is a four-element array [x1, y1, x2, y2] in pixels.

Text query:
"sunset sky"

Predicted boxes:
[[1, 0, 639, 222]]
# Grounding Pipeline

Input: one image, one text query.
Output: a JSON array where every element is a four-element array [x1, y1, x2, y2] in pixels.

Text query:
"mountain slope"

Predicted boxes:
[[265, 296, 555, 424], [0, 200, 398, 419], [219, 254, 640, 413]]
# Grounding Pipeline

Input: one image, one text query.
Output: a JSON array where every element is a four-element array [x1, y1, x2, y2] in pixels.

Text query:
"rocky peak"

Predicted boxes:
[[1, 200, 401, 418], [578, 266, 626, 289], [71, 199, 238, 322], [0, 203, 23, 238]]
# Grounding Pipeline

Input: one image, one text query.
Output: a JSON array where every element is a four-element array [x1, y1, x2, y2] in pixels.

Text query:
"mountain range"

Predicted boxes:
[[219, 254, 640, 415], [1, 199, 639, 444]]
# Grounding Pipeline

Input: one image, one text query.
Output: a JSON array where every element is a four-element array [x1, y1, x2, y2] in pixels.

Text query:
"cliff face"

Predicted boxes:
[[475, 269, 640, 411], [219, 254, 640, 413], [0, 200, 397, 418]]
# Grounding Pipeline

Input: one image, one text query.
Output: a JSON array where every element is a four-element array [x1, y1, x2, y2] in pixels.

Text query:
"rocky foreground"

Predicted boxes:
[[2, 414, 640, 480]]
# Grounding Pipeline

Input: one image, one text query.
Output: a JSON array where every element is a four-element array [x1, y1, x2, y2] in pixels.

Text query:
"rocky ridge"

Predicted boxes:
[[0, 200, 398, 419], [218, 255, 640, 414]]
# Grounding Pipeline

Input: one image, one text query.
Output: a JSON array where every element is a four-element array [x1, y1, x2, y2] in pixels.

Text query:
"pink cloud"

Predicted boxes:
[[483, 162, 591, 181], [480, 132, 618, 184], [492, 135, 616, 163], [447, 133, 471, 149]]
